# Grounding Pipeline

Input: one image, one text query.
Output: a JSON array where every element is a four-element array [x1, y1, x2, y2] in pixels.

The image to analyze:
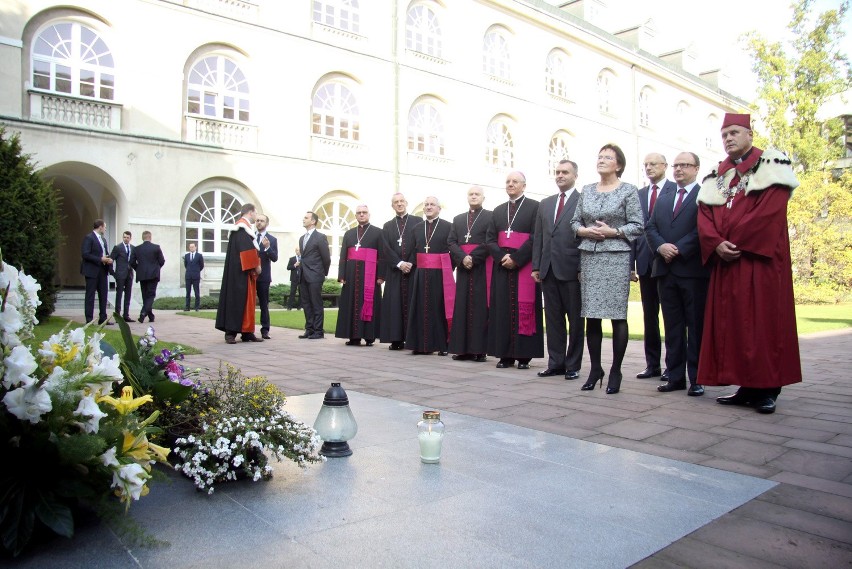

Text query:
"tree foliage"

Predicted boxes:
[[745, 0, 852, 301], [0, 127, 63, 317]]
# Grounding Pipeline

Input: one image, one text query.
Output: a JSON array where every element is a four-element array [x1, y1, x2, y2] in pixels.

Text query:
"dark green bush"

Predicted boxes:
[[0, 128, 62, 318]]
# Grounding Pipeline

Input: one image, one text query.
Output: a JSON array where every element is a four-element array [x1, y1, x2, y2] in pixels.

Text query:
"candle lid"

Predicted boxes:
[[422, 410, 440, 420]]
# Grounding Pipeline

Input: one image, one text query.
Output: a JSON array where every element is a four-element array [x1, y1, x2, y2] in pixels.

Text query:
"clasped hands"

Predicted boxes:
[[580, 220, 617, 241]]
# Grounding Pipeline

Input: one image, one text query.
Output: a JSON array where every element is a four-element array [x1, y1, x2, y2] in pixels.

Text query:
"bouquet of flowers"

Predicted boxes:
[[172, 364, 325, 494], [0, 251, 168, 556], [116, 320, 195, 404]]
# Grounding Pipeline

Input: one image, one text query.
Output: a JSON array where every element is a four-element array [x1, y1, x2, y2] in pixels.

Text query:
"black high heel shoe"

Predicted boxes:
[[606, 371, 623, 394], [581, 369, 605, 391]]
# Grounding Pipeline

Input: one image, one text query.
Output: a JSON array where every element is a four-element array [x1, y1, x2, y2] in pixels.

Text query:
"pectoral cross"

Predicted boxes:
[[464, 233, 471, 243], [424, 244, 430, 253], [355, 243, 361, 252], [505, 228, 512, 238], [397, 237, 402, 246], [726, 198, 733, 209]]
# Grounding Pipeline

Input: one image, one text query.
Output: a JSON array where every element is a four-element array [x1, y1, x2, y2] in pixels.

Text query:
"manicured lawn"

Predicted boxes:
[[30, 316, 201, 355], [180, 303, 852, 341]]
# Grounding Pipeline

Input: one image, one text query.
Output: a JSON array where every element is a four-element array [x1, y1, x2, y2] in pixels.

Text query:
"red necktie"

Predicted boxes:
[[673, 188, 686, 216], [556, 192, 566, 220], [649, 184, 658, 214]]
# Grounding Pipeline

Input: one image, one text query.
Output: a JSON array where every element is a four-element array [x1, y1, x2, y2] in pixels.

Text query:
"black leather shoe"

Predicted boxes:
[[452, 354, 471, 361], [657, 381, 686, 392], [365, 340, 374, 346], [581, 370, 604, 391], [137, 316, 146, 323], [388, 342, 404, 350], [225, 335, 237, 344], [438, 351, 448, 356], [754, 397, 776, 414], [148, 315, 155, 322], [716, 390, 751, 406], [661, 370, 670, 382], [298, 333, 310, 339], [517, 363, 530, 370], [308, 333, 324, 339], [496, 360, 514, 369], [565, 370, 579, 380], [122, 315, 135, 323], [537, 368, 565, 377], [345, 339, 362, 346], [262, 333, 272, 340], [687, 385, 705, 396], [636, 367, 662, 379], [473, 355, 487, 362], [242, 334, 263, 342]]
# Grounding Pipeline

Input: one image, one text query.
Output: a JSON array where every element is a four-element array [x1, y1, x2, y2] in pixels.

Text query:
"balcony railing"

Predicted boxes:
[[186, 116, 257, 150], [29, 91, 121, 130]]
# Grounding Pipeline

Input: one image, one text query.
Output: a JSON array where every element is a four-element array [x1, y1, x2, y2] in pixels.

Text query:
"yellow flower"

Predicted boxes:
[[98, 386, 153, 415], [52, 343, 79, 367], [122, 431, 152, 461], [147, 441, 171, 463]]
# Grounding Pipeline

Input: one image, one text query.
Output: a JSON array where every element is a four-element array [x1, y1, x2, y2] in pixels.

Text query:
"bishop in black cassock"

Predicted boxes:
[[380, 194, 423, 349]]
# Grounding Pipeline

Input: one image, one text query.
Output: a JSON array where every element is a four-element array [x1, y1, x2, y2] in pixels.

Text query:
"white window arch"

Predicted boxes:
[[483, 26, 511, 80], [315, 196, 359, 276], [639, 86, 654, 128], [406, 3, 442, 58], [407, 99, 445, 156], [184, 189, 245, 255], [186, 55, 250, 122], [312, 79, 360, 142], [545, 49, 570, 99], [548, 131, 573, 177], [314, 0, 360, 34], [485, 118, 514, 168], [32, 21, 115, 100], [597, 69, 616, 115]]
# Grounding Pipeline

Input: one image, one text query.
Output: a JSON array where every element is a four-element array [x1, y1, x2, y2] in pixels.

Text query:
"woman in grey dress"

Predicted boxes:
[[570, 144, 643, 393]]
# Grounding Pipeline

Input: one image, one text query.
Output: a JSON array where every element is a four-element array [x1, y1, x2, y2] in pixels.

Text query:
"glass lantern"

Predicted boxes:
[[313, 382, 358, 457], [417, 410, 444, 463]]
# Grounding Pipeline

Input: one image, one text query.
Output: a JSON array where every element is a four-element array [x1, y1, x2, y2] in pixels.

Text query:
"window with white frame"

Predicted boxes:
[[638, 87, 653, 128], [316, 197, 358, 275], [548, 131, 572, 177], [597, 69, 615, 115], [186, 55, 250, 122], [32, 21, 115, 100], [313, 0, 360, 34], [482, 27, 511, 80], [545, 49, 570, 99], [406, 3, 442, 58], [485, 119, 514, 168], [184, 189, 244, 255], [312, 80, 360, 142], [407, 100, 445, 156]]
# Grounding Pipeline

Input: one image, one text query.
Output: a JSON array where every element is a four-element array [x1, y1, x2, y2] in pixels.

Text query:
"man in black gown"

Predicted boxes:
[[335, 205, 384, 346], [486, 172, 544, 369], [448, 186, 493, 362], [380, 193, 423, 350]]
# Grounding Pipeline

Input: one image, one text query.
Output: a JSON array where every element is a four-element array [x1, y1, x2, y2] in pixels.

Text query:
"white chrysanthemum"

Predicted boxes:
[[112, 463, 149, 501], [2, 345, 38, 388], [100, 446, 119, 467], [2, 384, 52, 424], [73, 392, 108, 433]]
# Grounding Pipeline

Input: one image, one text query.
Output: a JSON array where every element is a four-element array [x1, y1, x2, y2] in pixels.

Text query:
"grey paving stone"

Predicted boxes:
[[596, 418, 675, 441], [766, 448, 852, 482], [702, 438, 791, 467]]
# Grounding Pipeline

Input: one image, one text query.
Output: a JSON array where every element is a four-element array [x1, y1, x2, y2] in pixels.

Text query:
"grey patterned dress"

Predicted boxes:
[[570, 182, 643, 319]]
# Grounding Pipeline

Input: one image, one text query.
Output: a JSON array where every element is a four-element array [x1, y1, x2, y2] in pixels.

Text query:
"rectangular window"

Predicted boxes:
[[223, 96, 235, 120], [80, 68, 95, 97], [100, 74, 114, 100], [188, 89, 201, 114], [56, 65, 72, 93], [33, 60, 51, 90], [203, 92, 216, 117]]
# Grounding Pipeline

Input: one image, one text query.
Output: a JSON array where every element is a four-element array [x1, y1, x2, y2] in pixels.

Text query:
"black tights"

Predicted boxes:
[[586, 318, 628, 374]]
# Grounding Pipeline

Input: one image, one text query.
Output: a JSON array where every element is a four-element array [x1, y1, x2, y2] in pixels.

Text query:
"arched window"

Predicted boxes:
[[548, 131, 572, 177], [313, 0, 360, 34], [315, 197, 358, 276], [32, 21, 115, 100], [483, 27, 511, 80], [638, 87, 654, 128], [597, 69, 616, 115], [406, 4, 442, 58], [676, 101, 691, 138], [706, 114, 719, 150], [184, 189, 244, 255], [485, 118, 514, 168], [187, 55, 250, 122], [545, 49, 569, 99], [312, 80, 360, 142], [407, 100, 445, 156]]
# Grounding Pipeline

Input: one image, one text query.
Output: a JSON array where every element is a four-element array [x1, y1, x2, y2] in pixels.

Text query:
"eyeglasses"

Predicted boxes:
[[643, 162, 664, 167], [672, 163, 696, 169]]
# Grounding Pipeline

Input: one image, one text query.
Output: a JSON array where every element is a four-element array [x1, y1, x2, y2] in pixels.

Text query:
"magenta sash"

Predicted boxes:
[[461, 243, 493, 308], [416, 252, 456, 326], [347, 246, 377, 321], [497, 231, 535, 335]]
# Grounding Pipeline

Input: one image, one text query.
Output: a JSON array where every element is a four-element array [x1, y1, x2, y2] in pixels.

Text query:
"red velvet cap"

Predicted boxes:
[[721, 113, 751, 130]]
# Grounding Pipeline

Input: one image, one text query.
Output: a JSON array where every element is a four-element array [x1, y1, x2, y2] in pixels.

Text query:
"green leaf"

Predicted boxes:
[[152, 380, 193, 404], [115, 310, 140, 364], [0, 488, 34, 557], [34, 496, 74, 538]]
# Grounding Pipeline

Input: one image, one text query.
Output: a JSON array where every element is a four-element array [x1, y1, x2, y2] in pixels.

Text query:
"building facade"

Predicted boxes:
[[0, 0, 746, 295]]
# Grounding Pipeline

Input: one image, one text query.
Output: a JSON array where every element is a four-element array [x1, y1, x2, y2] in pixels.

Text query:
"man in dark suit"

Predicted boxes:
[[109, 230, 135, 322], [631, 153, 677, 380], [254, 213, 278, 339], [532, 160, 584, 380], [132, 230, 165, 323], [285, 247, 301, 309], [298, 211, 331, 339], [183, 242, 204, 311], [645, 152, 709, 396], [80, 219, 113, 324]]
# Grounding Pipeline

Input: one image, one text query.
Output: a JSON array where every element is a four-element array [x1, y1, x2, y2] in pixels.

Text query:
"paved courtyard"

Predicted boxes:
[[12, 309, 852, 568]]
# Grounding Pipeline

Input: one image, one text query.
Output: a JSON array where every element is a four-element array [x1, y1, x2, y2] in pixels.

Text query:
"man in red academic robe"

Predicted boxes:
[[696, 113, 801, 414], [215, 203, 262, 344]]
